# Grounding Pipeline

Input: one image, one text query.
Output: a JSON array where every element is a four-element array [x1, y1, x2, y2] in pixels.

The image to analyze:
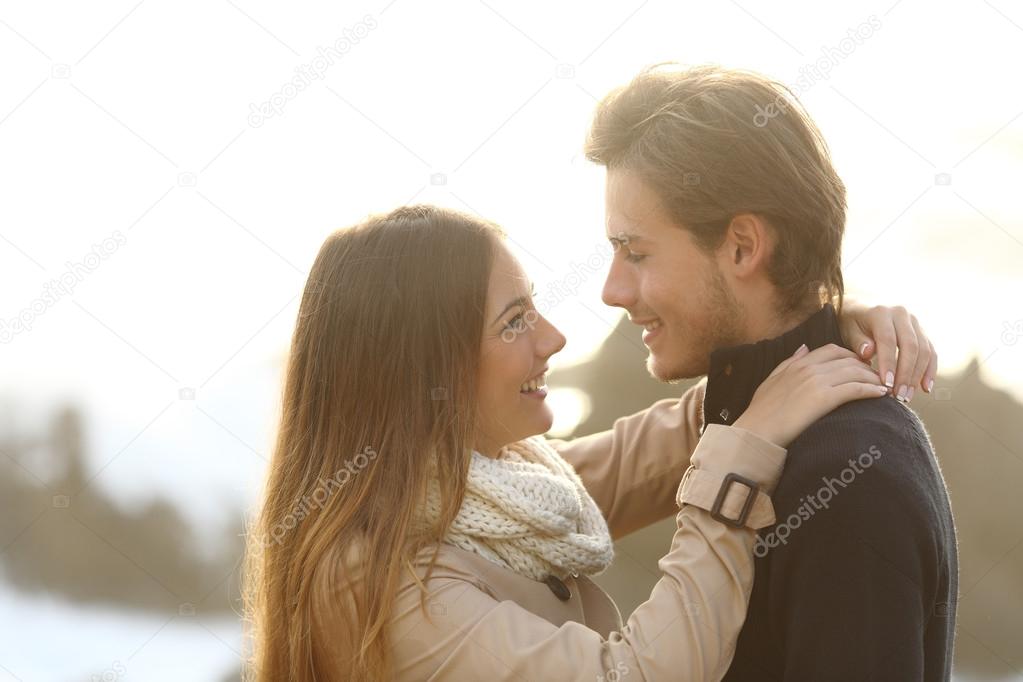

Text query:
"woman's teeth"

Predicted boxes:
[[520, 374, 547, 393], [644, 320, 662, 332]]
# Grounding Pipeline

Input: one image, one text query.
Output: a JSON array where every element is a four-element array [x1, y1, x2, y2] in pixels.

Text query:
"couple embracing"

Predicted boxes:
[[244, 64, 958, 682]]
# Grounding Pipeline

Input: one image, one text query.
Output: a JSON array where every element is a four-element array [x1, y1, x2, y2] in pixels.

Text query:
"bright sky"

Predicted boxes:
[[1, 0, 1022, 527], [1, 3, 1022, 679]]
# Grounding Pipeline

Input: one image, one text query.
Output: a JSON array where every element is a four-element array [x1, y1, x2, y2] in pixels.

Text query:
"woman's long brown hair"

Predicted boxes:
[[243, 205, 505, 681]]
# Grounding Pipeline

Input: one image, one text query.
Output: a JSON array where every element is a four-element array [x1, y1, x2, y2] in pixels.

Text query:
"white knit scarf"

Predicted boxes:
[[422, 436, 614, 583]]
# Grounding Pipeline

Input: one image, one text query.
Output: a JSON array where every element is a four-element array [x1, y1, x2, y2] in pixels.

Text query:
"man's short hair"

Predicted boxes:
[[585, 63, 847, 316]]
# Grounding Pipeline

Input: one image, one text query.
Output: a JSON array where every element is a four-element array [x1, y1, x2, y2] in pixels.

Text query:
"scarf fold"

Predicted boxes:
[[422, 436, 614, 583]]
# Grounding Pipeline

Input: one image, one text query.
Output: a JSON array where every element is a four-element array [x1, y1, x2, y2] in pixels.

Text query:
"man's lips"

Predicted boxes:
[[629, 316, 664, 346]]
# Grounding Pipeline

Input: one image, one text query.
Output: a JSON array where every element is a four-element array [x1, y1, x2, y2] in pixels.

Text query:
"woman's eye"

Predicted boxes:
[[505, 312, 527, 332]]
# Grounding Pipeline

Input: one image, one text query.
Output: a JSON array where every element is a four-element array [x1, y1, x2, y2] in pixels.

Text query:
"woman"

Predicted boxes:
[[243, 205, 936, 681]]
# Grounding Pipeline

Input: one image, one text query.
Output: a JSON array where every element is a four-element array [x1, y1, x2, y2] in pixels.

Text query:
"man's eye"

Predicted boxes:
[[625, 251, 646, 263]]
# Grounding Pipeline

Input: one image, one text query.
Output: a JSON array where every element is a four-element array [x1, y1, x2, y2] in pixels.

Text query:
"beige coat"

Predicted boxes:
[[373, 380, 787, 681]]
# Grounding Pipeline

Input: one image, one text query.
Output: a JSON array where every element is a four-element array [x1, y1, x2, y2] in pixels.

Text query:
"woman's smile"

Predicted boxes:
[[519, 371, 549, 399]]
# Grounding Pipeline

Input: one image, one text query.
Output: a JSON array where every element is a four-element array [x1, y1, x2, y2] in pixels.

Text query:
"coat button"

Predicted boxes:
[[543, 574, 571, 601]]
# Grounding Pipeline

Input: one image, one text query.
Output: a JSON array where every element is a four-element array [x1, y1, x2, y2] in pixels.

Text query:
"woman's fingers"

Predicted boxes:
[[904, 315, 932, 399], [922, 340, 938, 393], [791, 343, 859, 368], [831, 381, 894, 406], [841, 303, 939, 400], [803, 359, 888, 416], [778, 344, 882, 387], [858, 339, 876, 362], [839, 314, 873, 361], [738, 345, 890, 447], [836, 297, 877, 363], [764, 343, 810, 381], [890, 307, 921, 402], [870, 312, 899, 394], [815, 358, 886, 389]]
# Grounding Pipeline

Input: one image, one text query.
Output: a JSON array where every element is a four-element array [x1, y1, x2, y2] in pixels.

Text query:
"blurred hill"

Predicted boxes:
[[0, 407, 243, 616]]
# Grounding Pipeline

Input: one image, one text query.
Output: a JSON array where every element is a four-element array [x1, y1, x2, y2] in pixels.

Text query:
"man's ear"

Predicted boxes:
[[721, 213, 772, 277]]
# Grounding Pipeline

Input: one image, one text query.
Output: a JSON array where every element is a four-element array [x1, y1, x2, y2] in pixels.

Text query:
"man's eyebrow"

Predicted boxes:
[[608, 233, 644, 247], [491, 283, 535, 325]]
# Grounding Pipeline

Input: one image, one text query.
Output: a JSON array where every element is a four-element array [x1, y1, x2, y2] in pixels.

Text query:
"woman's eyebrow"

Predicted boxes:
[[492, 296, 529, 325]]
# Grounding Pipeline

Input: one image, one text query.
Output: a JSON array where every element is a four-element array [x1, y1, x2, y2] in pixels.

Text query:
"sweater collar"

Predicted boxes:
[[702, 303, 846, 434]]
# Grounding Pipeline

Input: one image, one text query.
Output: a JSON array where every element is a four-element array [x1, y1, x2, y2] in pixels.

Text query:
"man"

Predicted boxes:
[[585, 64, 958, 681]]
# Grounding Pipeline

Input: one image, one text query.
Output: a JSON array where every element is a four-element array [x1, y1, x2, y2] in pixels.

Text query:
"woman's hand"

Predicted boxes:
[[733, 343, 889, 448], [838, 299, 937, 402]]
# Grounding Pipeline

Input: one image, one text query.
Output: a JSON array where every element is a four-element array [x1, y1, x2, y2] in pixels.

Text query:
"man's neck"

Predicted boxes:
[[738, 301, 823, 347], [701, 303, 846, 433]]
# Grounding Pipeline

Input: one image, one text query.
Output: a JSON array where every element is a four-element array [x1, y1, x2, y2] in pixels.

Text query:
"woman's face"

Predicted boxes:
[[475, 241, 566, 457]]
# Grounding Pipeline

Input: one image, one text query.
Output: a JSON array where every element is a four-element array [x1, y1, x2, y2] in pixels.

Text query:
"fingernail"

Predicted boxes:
[[859, 342, 871, 356], [885, 371, 895, 388], [897, 385, 908, 401], [794, 343, 807, 355], [926, 378, 934, 393], [907, 387, 915, 402]]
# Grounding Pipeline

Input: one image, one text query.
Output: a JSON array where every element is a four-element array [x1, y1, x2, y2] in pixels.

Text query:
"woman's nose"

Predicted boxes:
[[540, 317, 566, 358]]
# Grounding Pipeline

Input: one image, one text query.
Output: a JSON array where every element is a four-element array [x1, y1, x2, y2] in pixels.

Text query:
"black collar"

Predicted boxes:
[[702, 303, 846, 435]]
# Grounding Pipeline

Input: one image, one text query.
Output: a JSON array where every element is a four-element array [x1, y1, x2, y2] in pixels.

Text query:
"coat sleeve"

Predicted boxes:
[[548, 379, 707, 539], [389, 425, 786, 682]]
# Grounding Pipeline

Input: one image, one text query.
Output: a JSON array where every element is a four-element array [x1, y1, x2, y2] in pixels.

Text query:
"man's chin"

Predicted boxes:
[[647, 352, 704, 383], [646, 354, 679, 382]]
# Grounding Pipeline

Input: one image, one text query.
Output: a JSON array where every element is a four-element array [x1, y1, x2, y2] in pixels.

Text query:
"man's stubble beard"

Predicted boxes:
[[648, 265, 745, 383]]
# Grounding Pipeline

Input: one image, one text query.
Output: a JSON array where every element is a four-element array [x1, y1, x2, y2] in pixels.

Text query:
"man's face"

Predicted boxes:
[[601, 167, 745, 381]]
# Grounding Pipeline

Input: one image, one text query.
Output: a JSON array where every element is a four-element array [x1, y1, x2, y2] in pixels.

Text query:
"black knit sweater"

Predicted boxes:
[[704, 304, 959, 682]]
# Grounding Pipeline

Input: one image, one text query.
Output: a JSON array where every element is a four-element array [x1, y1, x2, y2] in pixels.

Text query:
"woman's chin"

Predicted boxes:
[[512, 407, 555, 442], [532, 405, 555, 435]]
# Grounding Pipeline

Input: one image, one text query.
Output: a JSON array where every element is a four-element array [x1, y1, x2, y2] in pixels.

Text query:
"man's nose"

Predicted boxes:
[[601, 258, 635, 309]]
